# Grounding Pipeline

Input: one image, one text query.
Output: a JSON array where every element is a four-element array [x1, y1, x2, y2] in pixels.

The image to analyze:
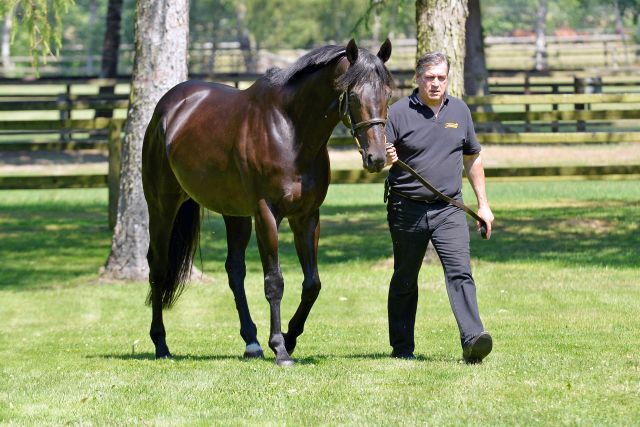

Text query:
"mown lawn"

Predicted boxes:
[[1, 180, 639, 425]]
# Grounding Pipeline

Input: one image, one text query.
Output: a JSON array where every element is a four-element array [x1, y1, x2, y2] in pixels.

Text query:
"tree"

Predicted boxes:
[[95, 0, 123, 118], [100, 0, 123, 78], [1, 5, 14, 73], [101, 0, 189, 281], [464, 0, 489, 97], [534, 0, 548, 71], [416, 0, 469, 96], [235, 0, 255, 72]]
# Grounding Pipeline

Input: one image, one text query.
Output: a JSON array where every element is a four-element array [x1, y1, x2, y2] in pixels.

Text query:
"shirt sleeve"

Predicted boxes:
[[385, 107, 399, 146], [463, 104, 481, 155]]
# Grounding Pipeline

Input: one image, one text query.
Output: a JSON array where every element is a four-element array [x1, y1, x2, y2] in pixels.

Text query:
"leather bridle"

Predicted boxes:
[[338, 90, 387, 154]]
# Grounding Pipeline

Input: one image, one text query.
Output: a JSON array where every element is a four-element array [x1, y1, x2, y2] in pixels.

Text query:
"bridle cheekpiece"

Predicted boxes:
[[339, 90, 387, 154]]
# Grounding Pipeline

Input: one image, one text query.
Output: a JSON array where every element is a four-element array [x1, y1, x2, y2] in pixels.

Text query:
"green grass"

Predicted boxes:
[[1, 180, 639, 424]]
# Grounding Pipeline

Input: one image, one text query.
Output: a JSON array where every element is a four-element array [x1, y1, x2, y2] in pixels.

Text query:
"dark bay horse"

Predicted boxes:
[[141, 39, 393, 365]]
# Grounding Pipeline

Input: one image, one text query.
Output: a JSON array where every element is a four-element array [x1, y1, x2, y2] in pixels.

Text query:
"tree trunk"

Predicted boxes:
[[636, 11, 640, 61], [464, 0, 489, 97], [388, 2, 397, 41], [100, 0, 123, 78], [206, 21, 217, 75], [236, 1, 255, 73], [85, 0, 99, 75], [372, 5, 382, 44], [613, 0, 630, 66], [96, 0, 123, 118], [2, 8, 14, 73], [101, 0, 189, 281], [534, 0, 548, 72], [415, 0, 469, 97]]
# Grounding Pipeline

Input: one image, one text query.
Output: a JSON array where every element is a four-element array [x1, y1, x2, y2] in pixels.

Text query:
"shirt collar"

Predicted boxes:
[[409, 88, 449, 107]]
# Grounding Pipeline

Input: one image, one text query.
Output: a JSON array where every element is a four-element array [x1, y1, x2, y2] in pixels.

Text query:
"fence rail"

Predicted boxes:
[[2, 34, 638, 77], [1, 76, 639, 203]]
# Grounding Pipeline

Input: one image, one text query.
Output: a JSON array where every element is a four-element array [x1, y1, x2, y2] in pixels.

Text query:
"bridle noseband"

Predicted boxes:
[[339, 90, 387, 153]]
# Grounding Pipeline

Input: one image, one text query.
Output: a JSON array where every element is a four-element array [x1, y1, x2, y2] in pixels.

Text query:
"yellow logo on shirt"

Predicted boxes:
[[444, 122, 459, 129]]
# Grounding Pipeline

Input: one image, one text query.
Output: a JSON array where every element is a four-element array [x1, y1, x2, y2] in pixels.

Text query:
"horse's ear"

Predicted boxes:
[[377, 38, 392, 63], [346, 39, 358, 65]]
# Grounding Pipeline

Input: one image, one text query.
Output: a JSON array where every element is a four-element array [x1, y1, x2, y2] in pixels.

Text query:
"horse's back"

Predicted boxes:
[[155, 80, 241, 146]]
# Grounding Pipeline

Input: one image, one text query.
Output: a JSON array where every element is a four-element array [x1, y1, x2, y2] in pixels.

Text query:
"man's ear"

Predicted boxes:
[[346, 39, 358, 65], [377, 38, 392, 63]]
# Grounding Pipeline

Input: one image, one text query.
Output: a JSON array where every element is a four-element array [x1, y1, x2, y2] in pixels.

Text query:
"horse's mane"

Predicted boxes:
[[265, 44, 393, 90]]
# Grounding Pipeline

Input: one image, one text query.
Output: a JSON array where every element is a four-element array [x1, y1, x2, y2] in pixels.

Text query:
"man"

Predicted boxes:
[[384, 52, 494, 363]]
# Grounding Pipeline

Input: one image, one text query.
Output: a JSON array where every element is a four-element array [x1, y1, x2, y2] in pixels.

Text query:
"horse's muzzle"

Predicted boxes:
[[364, 153, 386, 173]]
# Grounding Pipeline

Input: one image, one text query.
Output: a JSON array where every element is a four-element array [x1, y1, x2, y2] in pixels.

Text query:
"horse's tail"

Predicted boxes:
[[146, 198, 201, 309]]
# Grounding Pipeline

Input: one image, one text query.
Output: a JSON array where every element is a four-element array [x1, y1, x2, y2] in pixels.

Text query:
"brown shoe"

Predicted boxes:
[[463, 332, 493, 364]]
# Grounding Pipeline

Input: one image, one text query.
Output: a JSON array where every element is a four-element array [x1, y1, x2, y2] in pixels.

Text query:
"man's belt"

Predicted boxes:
[[392, 159, 488, 239]]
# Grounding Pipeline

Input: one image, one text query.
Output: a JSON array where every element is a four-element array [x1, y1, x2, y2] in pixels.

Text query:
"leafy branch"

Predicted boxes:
[[350, 0, 409, 35], [6, 0, 75, 72]]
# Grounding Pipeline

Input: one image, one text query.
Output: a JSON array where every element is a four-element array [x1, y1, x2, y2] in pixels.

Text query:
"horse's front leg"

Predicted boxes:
[[254, 200, 293, 366], [223, 215, 263, 358], [283, 210, 321, 355]]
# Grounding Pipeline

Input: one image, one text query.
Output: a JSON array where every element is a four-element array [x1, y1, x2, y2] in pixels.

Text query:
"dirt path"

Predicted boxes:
[[328, 143, 640, 170], [1, 144, 638, 175]]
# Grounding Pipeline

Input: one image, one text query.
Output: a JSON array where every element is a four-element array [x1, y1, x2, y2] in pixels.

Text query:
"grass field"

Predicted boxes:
[[1, 180, 639, 424]]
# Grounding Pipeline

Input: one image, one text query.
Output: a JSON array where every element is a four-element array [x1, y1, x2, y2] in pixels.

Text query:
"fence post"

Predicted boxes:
[[58, 83, 71, 142], [574, 77, 586, 131], [524, 73, 531, 132], [551, 84, 559, 132], [108, 120, 123, 230]]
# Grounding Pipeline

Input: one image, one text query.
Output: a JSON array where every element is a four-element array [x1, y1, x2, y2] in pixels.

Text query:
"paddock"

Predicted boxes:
[[1, 180, 638, 424]]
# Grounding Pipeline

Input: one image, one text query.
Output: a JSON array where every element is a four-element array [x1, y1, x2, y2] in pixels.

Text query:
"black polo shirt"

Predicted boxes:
[[385, 89, 481, 202]]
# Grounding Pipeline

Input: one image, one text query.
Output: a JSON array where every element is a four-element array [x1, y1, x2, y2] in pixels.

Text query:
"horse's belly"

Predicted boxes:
[[172, 166, 255, 216]]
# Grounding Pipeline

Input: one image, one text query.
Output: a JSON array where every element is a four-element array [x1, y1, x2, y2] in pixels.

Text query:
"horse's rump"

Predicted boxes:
[[150, 80, 259, 214]]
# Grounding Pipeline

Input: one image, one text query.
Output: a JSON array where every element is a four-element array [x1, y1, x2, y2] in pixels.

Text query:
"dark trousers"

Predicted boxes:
[[387, 192, 485, 355]]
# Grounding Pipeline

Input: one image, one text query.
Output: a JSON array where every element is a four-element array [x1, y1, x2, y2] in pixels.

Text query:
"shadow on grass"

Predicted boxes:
[[296, 352, 459, 364], [473, 201, 639, 268], [91, 352, 454, 364], [0, 201, 111, 290], [91, 352, 249, 362], [2, 196, 637, 291]]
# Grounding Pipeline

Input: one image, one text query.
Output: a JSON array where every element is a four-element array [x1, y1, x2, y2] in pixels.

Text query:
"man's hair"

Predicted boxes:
[[416, 52, 450, 75]]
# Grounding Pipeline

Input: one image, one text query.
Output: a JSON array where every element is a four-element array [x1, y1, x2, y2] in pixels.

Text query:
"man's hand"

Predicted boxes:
[[386, 144, 398, 165], [476, 205, 494, 239]]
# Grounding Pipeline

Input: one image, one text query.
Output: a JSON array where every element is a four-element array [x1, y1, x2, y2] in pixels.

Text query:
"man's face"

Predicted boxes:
[[416, 62, 449, 105]]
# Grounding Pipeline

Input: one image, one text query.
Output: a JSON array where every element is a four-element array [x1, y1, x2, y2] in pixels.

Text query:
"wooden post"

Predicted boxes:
[[574, 77, 586, 131], [524, 73, 531, 132], [108, 119, 123, 230], [58, 84, 71, 142], [551, 84, 559, 132]]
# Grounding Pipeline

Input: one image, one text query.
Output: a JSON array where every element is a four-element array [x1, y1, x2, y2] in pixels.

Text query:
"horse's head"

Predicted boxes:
[[338, 38, 393, 173]]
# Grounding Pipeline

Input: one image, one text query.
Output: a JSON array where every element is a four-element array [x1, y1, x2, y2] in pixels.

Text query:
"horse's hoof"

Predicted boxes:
[[243, 343, 264, 359], [282, 332, 297, 355], [155, 351, 172, 359], [275, 358, 295, 367]]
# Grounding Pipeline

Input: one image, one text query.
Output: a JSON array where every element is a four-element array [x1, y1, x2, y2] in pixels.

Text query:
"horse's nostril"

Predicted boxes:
[[364, 153, 385, 171]]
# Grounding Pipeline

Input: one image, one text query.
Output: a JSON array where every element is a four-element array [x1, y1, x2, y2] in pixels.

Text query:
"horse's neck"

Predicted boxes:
[[282, 67, 343, 161]]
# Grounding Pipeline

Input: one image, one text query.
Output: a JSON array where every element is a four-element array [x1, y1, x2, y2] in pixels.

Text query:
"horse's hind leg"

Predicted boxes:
[[146, 193, 184, 358], [283, 210, 322, 355], [223, 215, 264, 358]]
